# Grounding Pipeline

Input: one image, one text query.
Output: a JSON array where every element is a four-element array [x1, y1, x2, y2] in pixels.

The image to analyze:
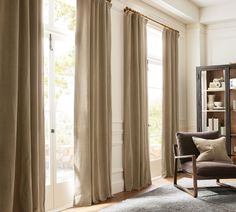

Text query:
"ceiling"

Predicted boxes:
[[189, 0, 235, 8], [141, 0, 236, 24]]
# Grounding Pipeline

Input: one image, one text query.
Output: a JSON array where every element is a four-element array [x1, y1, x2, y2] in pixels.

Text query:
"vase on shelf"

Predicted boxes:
[[207, 95, 215, 110]]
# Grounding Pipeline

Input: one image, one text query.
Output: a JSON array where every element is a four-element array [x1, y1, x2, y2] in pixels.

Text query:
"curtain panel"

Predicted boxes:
[[123, 11, 151, 191], [161, 28, 179, 177], [74, 0, 112, 206], [0, 0, 45, 211]]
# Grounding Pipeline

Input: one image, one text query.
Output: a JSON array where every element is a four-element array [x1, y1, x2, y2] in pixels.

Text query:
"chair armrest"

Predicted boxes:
[[175, 155, 196, 160], [173, 144, 197, 181], [173, 144, 197, 174], [175, 154, 197, 177], [173, 144, 196, 161]]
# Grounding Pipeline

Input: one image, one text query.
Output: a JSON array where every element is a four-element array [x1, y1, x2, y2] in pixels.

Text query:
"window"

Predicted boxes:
[[43, 0, 75, 209], [147, 25, 163, 169]]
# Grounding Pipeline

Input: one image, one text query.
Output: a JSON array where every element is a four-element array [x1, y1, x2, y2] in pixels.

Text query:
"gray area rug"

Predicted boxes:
[[101, 179, 236, 212]]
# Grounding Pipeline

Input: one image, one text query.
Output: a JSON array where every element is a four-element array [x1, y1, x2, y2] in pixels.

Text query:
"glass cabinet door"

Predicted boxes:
[[230, 68, 236, 156], [200, 69, 226, 135]]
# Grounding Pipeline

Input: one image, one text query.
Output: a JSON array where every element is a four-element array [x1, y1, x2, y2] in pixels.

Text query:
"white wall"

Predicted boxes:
[[110, 0, 187, 194], [206, 21, 236, 65], [111, 2, 124, 194], [186, 24, 206, 131]]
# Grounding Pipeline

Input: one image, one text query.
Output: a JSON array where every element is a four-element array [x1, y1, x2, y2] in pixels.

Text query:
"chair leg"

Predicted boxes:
[[174, 176, 198, 197], [192, 158, 198, 197], [173, 158, 198, 198], [216, 179, 236, 189], [174, 158, 177, 185], [192, 171, 198, 197]]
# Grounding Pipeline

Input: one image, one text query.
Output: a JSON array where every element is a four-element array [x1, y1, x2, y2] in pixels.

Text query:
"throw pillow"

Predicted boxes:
[[192, 136, 232, 163]]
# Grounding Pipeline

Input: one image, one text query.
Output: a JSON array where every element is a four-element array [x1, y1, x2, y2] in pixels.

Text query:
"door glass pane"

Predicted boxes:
[[54, 39, 74, 183], [148, 63, 162, 161], [229, 69, 236, 154], [44, 37, 51, 186], [201, 69, 226, 134], [147, 26, 162, 59], [54, 0, 76, 32]]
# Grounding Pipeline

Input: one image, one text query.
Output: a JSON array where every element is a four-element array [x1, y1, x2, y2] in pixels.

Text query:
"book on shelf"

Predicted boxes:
[[213, 118, 219, 131], [207, 118, 219, 132], [220, 126, 226, 135], [208, 118, 213, 131]]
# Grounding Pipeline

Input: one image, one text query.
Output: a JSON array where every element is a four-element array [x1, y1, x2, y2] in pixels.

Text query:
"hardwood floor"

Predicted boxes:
[[61, 159, 236, 212], [63, 175, 179, 212], [63, 174, 236, 212]]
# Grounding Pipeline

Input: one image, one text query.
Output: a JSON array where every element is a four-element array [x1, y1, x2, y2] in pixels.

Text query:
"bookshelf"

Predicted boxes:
[[197, 64, 236, 157]]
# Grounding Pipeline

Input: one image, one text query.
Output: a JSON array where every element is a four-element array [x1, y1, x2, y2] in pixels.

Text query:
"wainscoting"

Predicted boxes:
[[112, 121, 124, 194]]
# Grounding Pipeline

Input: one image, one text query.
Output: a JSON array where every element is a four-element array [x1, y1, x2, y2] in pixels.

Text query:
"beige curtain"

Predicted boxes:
[[74, 0, 112, 206], [0, 0, 45, 212], [161, 28, 179, 177], [123, 11, 151, 191]]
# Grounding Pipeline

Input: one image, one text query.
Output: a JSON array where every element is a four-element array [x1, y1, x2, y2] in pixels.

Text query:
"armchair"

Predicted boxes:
[[174, 131, 236, 197]]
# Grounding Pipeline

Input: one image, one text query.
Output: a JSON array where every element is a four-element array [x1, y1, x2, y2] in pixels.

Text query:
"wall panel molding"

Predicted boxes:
[[206, 23, 236, 65]]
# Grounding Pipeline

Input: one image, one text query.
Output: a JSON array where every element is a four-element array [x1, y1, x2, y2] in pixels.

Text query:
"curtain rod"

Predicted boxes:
[[124, 7, 179, 34]]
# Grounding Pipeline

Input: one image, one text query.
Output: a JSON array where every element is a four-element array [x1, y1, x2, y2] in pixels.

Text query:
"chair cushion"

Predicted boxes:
[[192, 137, 232, 163], [176, 131, 220, 163], [182, 161, 236, 178]]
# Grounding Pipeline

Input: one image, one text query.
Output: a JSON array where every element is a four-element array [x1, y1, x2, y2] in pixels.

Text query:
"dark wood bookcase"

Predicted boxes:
[[196, 64, 236, 162]]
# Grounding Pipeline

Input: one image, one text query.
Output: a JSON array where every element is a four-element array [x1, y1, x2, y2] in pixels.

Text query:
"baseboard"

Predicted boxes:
[[152, 176, 162, 181], [47, 203, 73, 212], [112, 180, 124, 194]]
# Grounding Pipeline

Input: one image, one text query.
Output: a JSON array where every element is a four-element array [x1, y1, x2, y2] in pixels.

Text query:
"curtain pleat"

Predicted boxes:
[[74, 0, 112, 206], [0, 0, 45, 211], [123, 11, 151, 191], [161, 28, 179, 177]]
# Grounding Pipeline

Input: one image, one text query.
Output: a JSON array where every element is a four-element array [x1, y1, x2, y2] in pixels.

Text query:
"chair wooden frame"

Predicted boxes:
[[173, 144, 236, 198]]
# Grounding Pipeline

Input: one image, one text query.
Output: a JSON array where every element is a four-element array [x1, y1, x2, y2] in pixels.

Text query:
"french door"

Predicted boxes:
[[44, 32, 75, 211], [43, 0, 76, 210]]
